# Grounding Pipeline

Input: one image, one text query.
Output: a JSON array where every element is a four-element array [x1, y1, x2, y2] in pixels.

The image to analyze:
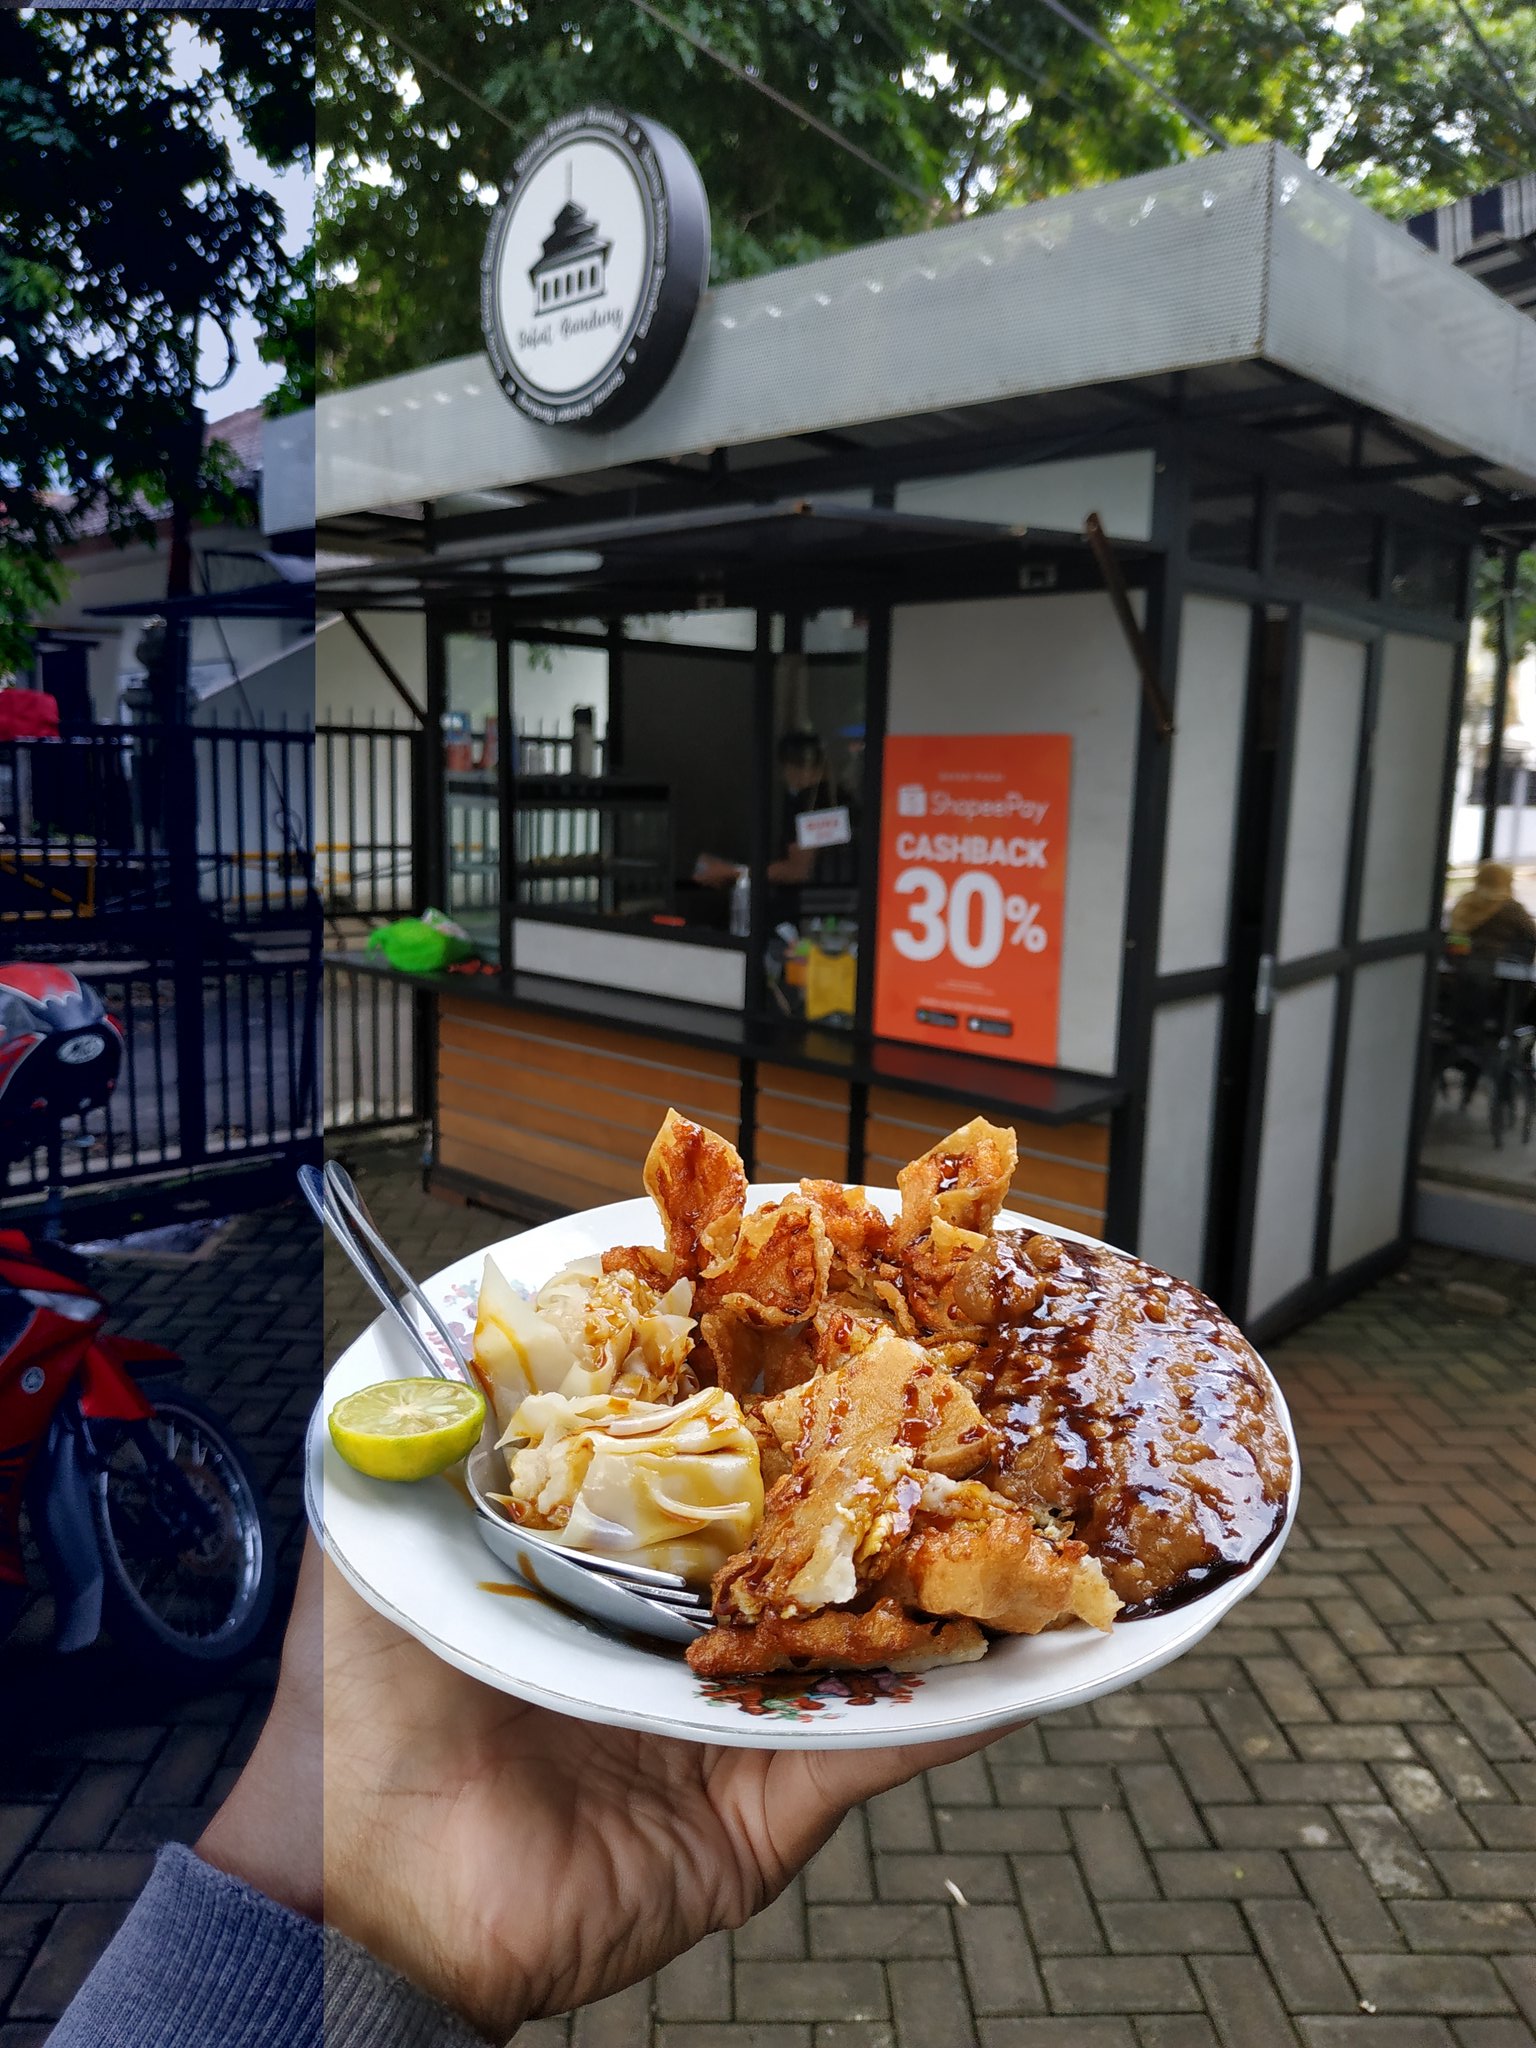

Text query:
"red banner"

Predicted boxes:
[[873, 733, 1071, 1066]]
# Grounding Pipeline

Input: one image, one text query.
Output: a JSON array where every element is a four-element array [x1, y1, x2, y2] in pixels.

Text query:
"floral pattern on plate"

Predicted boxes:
[[697, 1669, 925, 1722], [425, 1276, 480, 1364]]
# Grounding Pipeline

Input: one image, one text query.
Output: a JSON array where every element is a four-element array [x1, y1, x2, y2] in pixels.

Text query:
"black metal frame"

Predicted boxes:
[[376, 384, 1485, 1332], [1084, 407, 1475, 1332], [0, 725, 324, 1223], [1103, 432, 1185, 1248], [1176, 576, 1468, 1337]]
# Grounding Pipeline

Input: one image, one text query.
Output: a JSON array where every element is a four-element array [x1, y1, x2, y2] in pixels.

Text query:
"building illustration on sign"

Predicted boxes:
[[529, 176, 612, 315], [482, 107, 708, 425]]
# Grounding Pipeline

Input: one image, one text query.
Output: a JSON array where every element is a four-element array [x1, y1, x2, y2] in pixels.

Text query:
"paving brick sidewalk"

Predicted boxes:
[[323, 1143, 1536, 2048], [0, 1198, 320, 2045]]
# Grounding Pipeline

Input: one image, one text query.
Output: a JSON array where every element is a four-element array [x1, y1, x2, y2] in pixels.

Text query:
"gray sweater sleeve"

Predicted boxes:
[[48, 1844, 491, 2048]]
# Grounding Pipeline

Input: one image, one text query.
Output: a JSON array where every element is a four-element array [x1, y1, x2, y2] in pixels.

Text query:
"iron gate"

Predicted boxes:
[[0, 724, 323, 1207]]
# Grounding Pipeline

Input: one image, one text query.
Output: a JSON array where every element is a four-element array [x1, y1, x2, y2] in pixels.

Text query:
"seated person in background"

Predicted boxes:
[[1448, 860, 1536, 964]]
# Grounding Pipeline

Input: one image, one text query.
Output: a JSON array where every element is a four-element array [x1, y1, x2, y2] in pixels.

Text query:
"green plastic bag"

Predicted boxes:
[[366, 909, 474, 975]]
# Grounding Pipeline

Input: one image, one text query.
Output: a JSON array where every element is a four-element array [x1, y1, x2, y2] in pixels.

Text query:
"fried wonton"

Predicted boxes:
[[599, 1243, 679, 1293], [892, 1116, 1018, 1248], [798, 1179, 891, 1284], [698, 1312, 809, 1404], [878, 1477, 1119, 1634], [699, 1192, 831, 1327], [712, 1443, 926, 1623], [759, 1328, 996, 1480], [643, 1108, 747, 1273], [686, 1598, 987, 1677]]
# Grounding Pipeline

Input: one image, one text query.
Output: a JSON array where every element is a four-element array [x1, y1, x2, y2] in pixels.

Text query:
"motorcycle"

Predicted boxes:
[[0, 965, 275, 1675]]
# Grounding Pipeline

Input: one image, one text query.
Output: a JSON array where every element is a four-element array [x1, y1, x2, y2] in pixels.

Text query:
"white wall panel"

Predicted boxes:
[[1246, 976, 1338, 1321], [1158, 597, 1251, 975], [1328, 954, 1426, 1273], [1358, 635, 1457, 942], [316, 609, 426, 724], [887, 592, 1139, 1077], [1139, 996, 1223, 1283], [896, 452, 1155, 543], [1277, 633, 1367, 963], [513, 921, 746, 1009]]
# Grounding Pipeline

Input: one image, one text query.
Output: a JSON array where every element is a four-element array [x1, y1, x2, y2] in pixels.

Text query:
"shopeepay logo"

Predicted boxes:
[[874, 734, 1072, 1065]]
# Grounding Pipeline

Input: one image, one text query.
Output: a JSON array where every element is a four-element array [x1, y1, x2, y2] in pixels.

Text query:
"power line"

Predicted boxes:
[[333, 0, 523, 140], [1021, 0, 1230, 150], [622, 0, 932, 203], [1447, 0, 1536, 147], [1252, 0, 1526, 187], [924, 0, 1115, 141]]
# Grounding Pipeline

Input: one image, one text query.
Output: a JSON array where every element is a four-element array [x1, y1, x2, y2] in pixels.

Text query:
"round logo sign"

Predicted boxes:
[[59, 1034, 104, 1066], [481, 107, 710, 429], [20, 1366, 45, 1395]]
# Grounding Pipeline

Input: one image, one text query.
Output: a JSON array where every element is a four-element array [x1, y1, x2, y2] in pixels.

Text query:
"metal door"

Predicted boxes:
[[1225, 609, 1458, 1335]]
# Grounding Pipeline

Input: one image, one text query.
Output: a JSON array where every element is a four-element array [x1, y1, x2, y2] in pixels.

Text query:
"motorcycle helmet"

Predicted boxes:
[[0, 965, 124, 1167]]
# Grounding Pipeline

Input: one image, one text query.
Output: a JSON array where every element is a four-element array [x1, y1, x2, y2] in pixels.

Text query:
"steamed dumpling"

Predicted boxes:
[[534, 1257, 695, 1402], [474, 1255, 580, 1422], [472, 1253, 696, 1426], [497, 1386, 763, 1583]]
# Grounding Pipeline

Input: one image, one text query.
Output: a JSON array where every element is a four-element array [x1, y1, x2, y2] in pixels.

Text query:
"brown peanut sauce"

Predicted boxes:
[[960, 1233, 1290, 1617]]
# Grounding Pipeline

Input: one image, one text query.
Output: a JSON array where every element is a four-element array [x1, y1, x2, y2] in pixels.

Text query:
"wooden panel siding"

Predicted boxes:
[[753, 1062, 853, 1185], [433, 994, 1110, 1237], [436, 997, 741, 1212]]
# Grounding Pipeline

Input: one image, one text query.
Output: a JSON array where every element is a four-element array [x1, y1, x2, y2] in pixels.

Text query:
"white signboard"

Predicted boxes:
[[795, 805, 853, 850], [481, 107, 709, 429]]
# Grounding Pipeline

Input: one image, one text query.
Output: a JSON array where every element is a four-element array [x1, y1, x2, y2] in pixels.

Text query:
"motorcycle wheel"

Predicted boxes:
[[88, 1385, 276, 1677]]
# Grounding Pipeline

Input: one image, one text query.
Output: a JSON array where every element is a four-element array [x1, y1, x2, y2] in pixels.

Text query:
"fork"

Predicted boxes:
[[300, 1160, 711, 1643]]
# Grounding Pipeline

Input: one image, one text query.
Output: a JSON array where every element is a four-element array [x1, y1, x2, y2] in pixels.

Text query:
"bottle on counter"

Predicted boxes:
[[729, 869, 751, 937]]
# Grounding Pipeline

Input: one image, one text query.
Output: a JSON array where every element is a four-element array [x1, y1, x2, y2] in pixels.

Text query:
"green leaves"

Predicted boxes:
[[0, 551, 69, 682], [316, 0, 1534, 393], [0, 11, 311, 671]]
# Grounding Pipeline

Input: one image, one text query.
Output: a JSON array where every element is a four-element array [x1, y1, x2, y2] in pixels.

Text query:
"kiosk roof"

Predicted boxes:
[[280, 143, 1535, 546]]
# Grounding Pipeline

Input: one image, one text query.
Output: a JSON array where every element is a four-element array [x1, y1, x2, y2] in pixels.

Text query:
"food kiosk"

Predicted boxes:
[[290, 131, 1536, 1340]]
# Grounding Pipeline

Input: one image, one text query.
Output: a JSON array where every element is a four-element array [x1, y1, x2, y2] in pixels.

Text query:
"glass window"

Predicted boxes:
[[1388, 527, 1463, 615], [761, 612, 868, 1033], [510, 638, 652, 919], [1188, 464, 1258, 569], [1274, 492, 1379, 598], [622, 617, 755, 937], [444, 631, 501, 960]]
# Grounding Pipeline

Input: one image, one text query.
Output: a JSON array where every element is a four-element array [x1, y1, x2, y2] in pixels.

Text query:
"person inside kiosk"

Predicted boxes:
[[695, 727, 861, 1027]]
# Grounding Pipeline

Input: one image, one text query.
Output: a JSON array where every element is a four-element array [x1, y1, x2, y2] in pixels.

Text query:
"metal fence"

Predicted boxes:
[[0, 726, 325, 1209], [322, 951, 419, 1134], [317, 721, 418, 920], [0, 725, 319, 933], [3, 954, 321, 1196], [316, 721, 423, 1133]]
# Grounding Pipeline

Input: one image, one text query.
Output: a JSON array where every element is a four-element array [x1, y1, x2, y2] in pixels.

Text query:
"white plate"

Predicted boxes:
[[308, 1189, 1300, 1749]]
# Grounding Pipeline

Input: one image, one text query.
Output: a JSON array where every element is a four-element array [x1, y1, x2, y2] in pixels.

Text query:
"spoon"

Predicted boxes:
[[301, 1161, 710, 1643]]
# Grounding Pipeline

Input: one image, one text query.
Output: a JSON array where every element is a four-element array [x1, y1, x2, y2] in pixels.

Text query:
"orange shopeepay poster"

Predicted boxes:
[[873, 734, 1071, 1066]]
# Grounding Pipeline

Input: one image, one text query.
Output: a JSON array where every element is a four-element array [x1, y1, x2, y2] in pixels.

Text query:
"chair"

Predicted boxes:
[[1432, 955, 1532, 1150]]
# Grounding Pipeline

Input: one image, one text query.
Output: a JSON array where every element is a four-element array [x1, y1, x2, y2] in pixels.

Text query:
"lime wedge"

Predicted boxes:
[[329, 1378, 486, 1482]]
